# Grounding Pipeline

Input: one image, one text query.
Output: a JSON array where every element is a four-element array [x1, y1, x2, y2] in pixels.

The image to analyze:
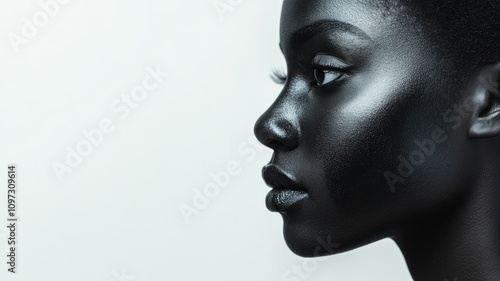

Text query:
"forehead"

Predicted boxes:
[[280, 0, 396, 46]]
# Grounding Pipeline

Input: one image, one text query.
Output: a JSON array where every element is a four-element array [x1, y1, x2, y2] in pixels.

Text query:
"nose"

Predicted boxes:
[[254, 107, 300, 151]]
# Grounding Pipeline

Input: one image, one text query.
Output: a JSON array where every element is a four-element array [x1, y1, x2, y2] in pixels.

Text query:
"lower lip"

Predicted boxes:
[[266, 189, 307, 212]]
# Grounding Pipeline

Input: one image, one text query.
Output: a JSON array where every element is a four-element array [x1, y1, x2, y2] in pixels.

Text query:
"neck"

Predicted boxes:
[[393, 171, 500, 281]]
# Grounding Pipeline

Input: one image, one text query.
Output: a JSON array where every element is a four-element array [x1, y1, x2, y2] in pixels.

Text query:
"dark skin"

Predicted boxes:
[[254, 0, 500, 280]]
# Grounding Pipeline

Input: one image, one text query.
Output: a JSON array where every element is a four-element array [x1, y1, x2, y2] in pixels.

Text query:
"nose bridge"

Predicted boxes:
[[254, 93, 301, 151]]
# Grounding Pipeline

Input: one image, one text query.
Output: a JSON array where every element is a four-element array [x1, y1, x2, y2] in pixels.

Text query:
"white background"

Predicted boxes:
[[0, 0, 412, 280]]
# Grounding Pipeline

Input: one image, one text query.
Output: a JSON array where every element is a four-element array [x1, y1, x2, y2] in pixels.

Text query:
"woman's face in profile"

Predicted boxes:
[[255, 0, 475, 256]]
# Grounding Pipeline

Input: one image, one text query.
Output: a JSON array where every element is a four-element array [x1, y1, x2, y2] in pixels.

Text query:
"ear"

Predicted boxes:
[[468, 63, 500, 139]]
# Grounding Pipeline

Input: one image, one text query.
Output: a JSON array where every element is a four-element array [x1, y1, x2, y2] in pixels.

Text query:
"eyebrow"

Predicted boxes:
[[286, 19, 371, 48]]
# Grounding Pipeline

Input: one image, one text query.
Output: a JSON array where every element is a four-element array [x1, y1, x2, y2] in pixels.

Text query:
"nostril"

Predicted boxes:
[[259, 131, 282, 148], [255, 117, 300, 151]]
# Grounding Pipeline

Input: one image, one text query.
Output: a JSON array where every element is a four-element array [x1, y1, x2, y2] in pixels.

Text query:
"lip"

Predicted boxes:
[[262, 164, 304, 191], [262, 164, 308, 212]]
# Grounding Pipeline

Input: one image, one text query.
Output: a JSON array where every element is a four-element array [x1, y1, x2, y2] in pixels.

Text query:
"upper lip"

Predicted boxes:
[[262, 164, 305, 191]]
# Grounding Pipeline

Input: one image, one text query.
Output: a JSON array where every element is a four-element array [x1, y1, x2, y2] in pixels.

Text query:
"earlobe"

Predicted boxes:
[[468, 63, 500, 139]]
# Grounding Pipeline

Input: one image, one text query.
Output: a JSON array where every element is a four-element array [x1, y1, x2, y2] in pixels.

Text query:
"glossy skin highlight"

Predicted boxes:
[[254, 0, 500, 280]]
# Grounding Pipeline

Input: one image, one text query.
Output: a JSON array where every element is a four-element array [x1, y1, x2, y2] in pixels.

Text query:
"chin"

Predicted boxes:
[[281, 211, 390, 258], [281, 216, 345, 257]]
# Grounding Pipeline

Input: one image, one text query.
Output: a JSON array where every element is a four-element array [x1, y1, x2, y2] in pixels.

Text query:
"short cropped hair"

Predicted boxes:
[[379, 0, 500, 66]]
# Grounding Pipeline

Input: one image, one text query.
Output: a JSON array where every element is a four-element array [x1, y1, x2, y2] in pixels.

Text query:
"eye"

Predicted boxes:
[[313, 68, 344, 86], [310, 53, 350, 87]]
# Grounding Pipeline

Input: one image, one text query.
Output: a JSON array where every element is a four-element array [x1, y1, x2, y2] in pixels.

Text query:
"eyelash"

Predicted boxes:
[[270, 68, 288, 85], [270, 65, 346, 86]]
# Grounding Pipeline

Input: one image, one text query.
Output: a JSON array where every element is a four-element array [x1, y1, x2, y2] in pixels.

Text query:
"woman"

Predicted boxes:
[[254, 0, 500, 280]]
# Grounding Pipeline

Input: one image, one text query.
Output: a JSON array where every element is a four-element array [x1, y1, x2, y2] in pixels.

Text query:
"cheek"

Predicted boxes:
[[300, 71, 471, 213]]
